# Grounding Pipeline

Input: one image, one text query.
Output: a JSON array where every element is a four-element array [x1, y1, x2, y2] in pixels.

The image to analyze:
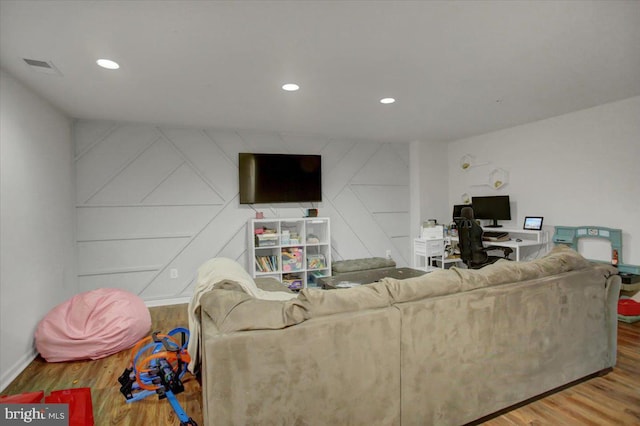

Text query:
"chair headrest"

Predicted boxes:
[[461, 206, 474, 220]]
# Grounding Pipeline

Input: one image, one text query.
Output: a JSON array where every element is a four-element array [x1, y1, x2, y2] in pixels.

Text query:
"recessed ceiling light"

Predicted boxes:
[[380, 98, 396, 104], [282, 83, 300, 92], [96, 59, 120, 70]]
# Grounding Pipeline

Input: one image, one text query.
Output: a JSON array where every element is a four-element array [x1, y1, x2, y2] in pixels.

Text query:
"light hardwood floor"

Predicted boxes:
[[2, 304, 639, 425]]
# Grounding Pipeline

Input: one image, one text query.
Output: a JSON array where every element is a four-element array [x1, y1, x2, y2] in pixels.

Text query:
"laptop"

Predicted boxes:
[[523, 216, 544, 231]]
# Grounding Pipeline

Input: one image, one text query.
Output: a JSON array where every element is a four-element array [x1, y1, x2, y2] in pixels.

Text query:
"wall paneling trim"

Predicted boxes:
[[75, 121, 410, 303]]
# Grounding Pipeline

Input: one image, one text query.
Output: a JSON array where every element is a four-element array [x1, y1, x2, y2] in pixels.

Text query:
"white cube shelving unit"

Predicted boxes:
[[248, 217, 331, 290]]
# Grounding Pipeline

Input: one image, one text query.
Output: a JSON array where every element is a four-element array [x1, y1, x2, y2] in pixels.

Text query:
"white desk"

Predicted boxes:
[[482, 239, 543, 262], [450, 227, 547, 262]]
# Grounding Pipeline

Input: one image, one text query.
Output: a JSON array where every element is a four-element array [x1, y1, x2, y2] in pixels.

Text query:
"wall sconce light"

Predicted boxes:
[[460, 155, 474, 170], [460, 154, 489, 171], [489, 168, 509, 189]]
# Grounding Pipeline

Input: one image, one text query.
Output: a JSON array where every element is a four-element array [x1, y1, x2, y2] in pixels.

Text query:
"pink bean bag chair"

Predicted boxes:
[[35, 288, 151, 362]]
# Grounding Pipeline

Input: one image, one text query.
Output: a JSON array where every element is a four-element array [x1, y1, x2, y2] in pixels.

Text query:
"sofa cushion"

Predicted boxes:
[[255, 277, 294, 292], [451, 245, 593, 289], [382, 246, 599, 305], [297, 281, 391, 317], [381, 269, 464, 304], [200, 281, 393, 332], [200, 289, 309, 333]]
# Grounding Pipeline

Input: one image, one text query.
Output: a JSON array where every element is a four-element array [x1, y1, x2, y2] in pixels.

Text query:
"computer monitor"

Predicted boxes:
[[471, 195, 511, 228], [452, 204, 467, 219]]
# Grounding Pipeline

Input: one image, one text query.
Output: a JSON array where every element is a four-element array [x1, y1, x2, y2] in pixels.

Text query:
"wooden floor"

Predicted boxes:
[[3, 304, 202, 426], [2, 304, 639, 425], [482, 320, 640, 426]]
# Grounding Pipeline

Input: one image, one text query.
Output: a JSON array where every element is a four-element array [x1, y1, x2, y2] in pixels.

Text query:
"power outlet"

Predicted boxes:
[[385, 249, 392, 259], [170, 268, 178, 279]]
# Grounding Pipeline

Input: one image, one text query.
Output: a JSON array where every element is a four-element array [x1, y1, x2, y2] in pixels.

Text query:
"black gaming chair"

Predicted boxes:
[[454, 207, 512, 269]]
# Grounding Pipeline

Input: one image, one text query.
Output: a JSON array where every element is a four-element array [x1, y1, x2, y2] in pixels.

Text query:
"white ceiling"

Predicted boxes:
[[1, 0, 639, 143]]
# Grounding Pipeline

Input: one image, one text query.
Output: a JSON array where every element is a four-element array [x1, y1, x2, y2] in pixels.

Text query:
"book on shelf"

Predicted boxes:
[[255, 255, 278, 272]]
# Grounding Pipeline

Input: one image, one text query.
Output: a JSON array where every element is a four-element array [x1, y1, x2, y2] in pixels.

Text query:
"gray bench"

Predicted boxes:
[[332, 257, 396, 277], [318, 257, 426, 289]]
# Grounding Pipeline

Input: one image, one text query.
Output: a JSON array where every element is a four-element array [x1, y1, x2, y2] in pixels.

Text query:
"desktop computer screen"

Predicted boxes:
[[471, 195, 511, 228], [452, 204, 467, 219]]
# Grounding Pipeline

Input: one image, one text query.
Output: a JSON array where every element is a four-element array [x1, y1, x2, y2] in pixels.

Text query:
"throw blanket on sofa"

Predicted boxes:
[[187, 257, 297, 373]]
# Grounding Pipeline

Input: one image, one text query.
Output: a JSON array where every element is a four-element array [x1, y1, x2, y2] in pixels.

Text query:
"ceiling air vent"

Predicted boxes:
[[22, 58, 61, 75]]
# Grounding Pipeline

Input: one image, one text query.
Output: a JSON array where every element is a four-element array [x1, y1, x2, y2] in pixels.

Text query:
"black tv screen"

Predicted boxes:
[[239, 153, 322, 204]]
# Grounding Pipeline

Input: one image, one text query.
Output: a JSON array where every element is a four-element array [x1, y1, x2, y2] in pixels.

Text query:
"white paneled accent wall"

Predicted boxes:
[[75, 121, 410, 303]]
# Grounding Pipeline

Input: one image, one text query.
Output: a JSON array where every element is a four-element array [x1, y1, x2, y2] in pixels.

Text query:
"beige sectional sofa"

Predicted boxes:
[[196, 246, 620, 425]]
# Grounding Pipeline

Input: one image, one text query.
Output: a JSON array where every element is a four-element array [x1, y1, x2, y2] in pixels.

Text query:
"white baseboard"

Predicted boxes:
[[0, 347, 38, 393], [144, 296, 190, 308]]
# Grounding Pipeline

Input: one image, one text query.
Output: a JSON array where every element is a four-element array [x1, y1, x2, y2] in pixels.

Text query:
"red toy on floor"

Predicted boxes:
[[0, 388, 93, 426], [618, 298, 640, 316]]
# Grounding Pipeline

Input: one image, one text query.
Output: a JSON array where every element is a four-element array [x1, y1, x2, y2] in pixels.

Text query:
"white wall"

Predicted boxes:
[[416, 140, 450, 227], [448, 96, 640, 265], [0, 70, 75, 390], [74, 121, 411, 303]]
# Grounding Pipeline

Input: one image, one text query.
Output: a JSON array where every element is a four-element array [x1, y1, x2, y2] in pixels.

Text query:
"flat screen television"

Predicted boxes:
[[239, 153, 322, 204], [471, 195, 511, 228]]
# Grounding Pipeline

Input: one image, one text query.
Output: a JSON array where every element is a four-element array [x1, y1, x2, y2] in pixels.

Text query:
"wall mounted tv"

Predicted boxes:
[[471, 195, 511, 228], [239, 153, 322, 204]]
